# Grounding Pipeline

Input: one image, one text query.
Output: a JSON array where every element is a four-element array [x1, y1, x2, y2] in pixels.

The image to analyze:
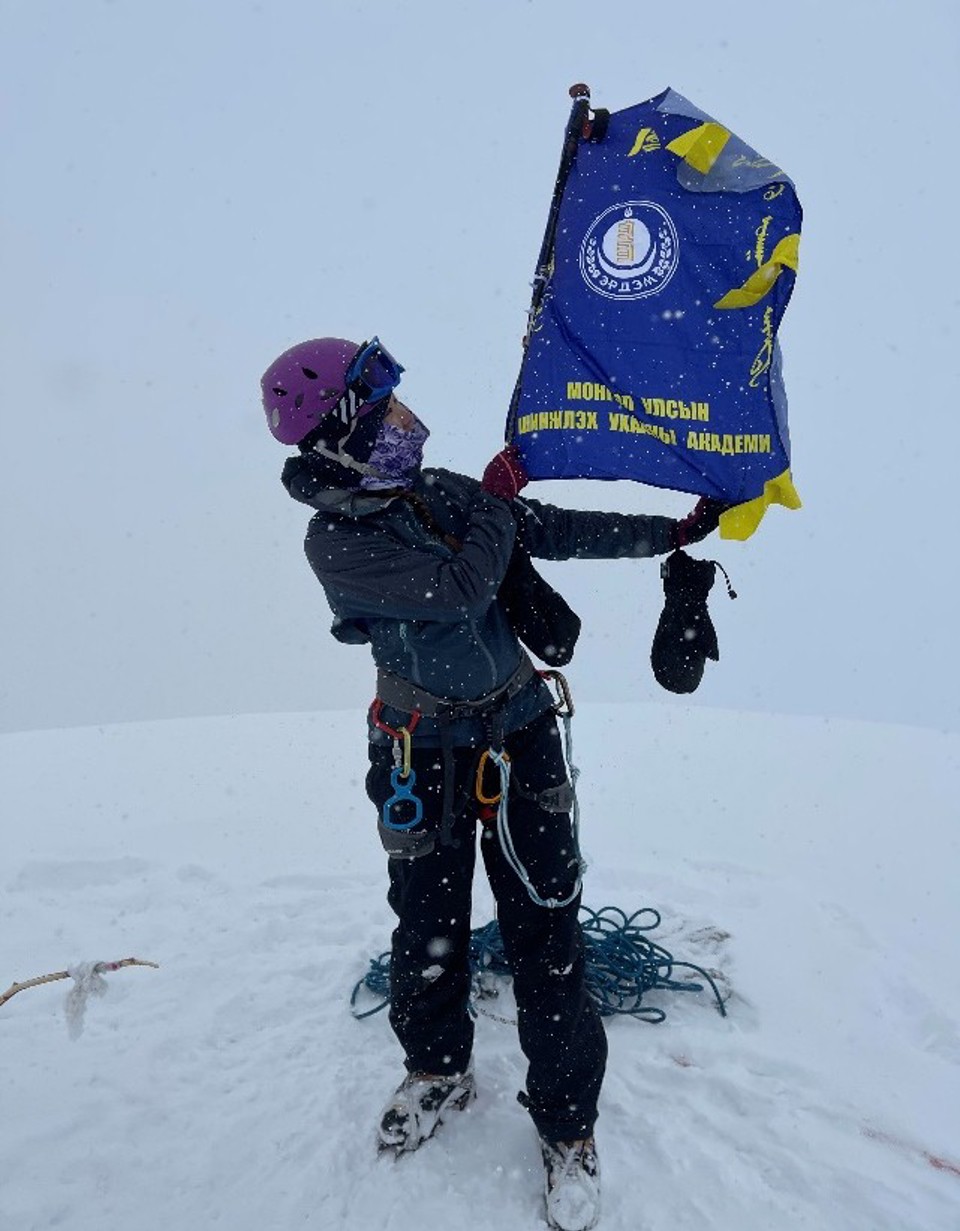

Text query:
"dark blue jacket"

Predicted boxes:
[[283, 458, 676, 745]]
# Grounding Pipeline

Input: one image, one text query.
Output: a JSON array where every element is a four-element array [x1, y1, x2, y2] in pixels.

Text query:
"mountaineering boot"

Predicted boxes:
[[376, 1069, 476, 1155], [540, 1136, 601, 1231]]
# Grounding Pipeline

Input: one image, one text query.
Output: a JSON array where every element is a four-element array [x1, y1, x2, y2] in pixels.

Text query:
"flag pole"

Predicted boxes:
[[506, 84, 593, 441]]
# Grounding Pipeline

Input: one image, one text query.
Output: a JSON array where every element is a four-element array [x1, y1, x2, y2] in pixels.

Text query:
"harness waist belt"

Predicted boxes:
[[376, 654, 536, 720]]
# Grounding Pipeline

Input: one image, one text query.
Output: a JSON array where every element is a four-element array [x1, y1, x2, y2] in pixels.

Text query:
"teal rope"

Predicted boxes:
[[579, 905, 727, 1022], [350, 904, 727, 1022]]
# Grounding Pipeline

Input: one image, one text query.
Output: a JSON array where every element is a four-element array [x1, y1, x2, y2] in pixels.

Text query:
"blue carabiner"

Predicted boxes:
[[381, 767, 424, 831]]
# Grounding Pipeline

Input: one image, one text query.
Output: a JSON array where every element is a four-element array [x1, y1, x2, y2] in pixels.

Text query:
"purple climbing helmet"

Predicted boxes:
[[261, 337, 404, 446]]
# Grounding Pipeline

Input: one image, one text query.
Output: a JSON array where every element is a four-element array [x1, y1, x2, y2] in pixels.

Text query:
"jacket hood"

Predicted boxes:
[[281, 451, 400, 517]]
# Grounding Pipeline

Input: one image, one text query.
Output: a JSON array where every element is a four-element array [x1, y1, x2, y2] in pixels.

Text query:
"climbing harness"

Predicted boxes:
[[371, 659, 585, 907], [372, 655, 536, 850], [374, 655, 535, 720]]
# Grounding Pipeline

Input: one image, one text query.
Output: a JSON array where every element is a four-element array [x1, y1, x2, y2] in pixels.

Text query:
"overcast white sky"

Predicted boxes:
[[3, 0, 959, 734]]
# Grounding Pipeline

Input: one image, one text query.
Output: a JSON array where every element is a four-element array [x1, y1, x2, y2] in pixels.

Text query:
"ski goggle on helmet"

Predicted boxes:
[[261, 336, 404, 446]]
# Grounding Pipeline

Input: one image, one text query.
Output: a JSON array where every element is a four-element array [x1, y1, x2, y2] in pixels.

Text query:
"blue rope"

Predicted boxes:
[[350, 904, 727, 1022]]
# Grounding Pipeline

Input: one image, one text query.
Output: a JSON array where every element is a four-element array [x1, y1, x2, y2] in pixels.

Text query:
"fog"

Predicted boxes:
[[3, 0, 958, 733]]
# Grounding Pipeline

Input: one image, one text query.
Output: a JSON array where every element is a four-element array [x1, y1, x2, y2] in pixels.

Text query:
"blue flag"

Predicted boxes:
[[508, 88, 802, 540]]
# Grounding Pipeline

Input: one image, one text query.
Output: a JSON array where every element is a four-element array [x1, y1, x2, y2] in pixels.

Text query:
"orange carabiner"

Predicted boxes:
[[475, 748, 509, 806]]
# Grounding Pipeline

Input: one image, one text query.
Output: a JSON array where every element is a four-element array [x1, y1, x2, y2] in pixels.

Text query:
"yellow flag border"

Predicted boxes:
[[719, 469, 802, 540], [713, 234, 800, 310], [665, 122, 731, 174]]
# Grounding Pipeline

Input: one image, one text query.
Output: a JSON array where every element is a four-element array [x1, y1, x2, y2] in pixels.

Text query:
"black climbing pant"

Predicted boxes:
[[365, 709, 607, 1143]]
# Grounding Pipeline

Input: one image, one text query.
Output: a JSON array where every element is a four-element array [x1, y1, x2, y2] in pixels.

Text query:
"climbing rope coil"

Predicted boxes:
[[351, 905, 728, 1024]]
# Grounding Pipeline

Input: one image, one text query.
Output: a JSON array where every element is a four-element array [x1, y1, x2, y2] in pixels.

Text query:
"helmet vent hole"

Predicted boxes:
[[294, 393, 304, 409], [272, 386, 287, 397], [301, 367, 318, 379]]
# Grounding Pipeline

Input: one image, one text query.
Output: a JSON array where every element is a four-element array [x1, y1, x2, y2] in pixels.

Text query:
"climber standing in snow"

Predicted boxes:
[[262, 336, 723, 1231]]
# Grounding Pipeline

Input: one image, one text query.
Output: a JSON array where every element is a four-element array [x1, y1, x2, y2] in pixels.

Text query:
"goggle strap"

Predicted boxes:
[[310, 439, 381, 477], [333, 387, 363, 426]]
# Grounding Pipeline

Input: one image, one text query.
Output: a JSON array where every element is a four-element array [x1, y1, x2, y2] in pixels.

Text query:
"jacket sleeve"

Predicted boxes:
[[304, 491, 517, 622], [511, 494, 677, 561]]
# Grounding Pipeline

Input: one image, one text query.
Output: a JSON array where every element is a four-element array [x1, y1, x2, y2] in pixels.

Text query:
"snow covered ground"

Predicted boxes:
[[2, 703, 958, 1231]]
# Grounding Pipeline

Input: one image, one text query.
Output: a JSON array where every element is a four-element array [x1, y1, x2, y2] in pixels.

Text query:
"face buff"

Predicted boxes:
[[360, 417, 430, 490]]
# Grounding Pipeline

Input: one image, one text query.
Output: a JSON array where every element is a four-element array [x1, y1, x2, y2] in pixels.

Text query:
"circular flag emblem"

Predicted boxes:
[[579, 201, 679, 300]]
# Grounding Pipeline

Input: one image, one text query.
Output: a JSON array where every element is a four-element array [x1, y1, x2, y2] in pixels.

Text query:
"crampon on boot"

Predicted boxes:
[[540, 1136, 601, 1231], [377, 1070, 476, 1155]]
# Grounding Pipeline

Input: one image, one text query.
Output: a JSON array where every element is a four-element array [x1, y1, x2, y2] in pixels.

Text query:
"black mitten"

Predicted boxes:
[[499, 542, 581, 667], [651, 549, 729, 693]]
